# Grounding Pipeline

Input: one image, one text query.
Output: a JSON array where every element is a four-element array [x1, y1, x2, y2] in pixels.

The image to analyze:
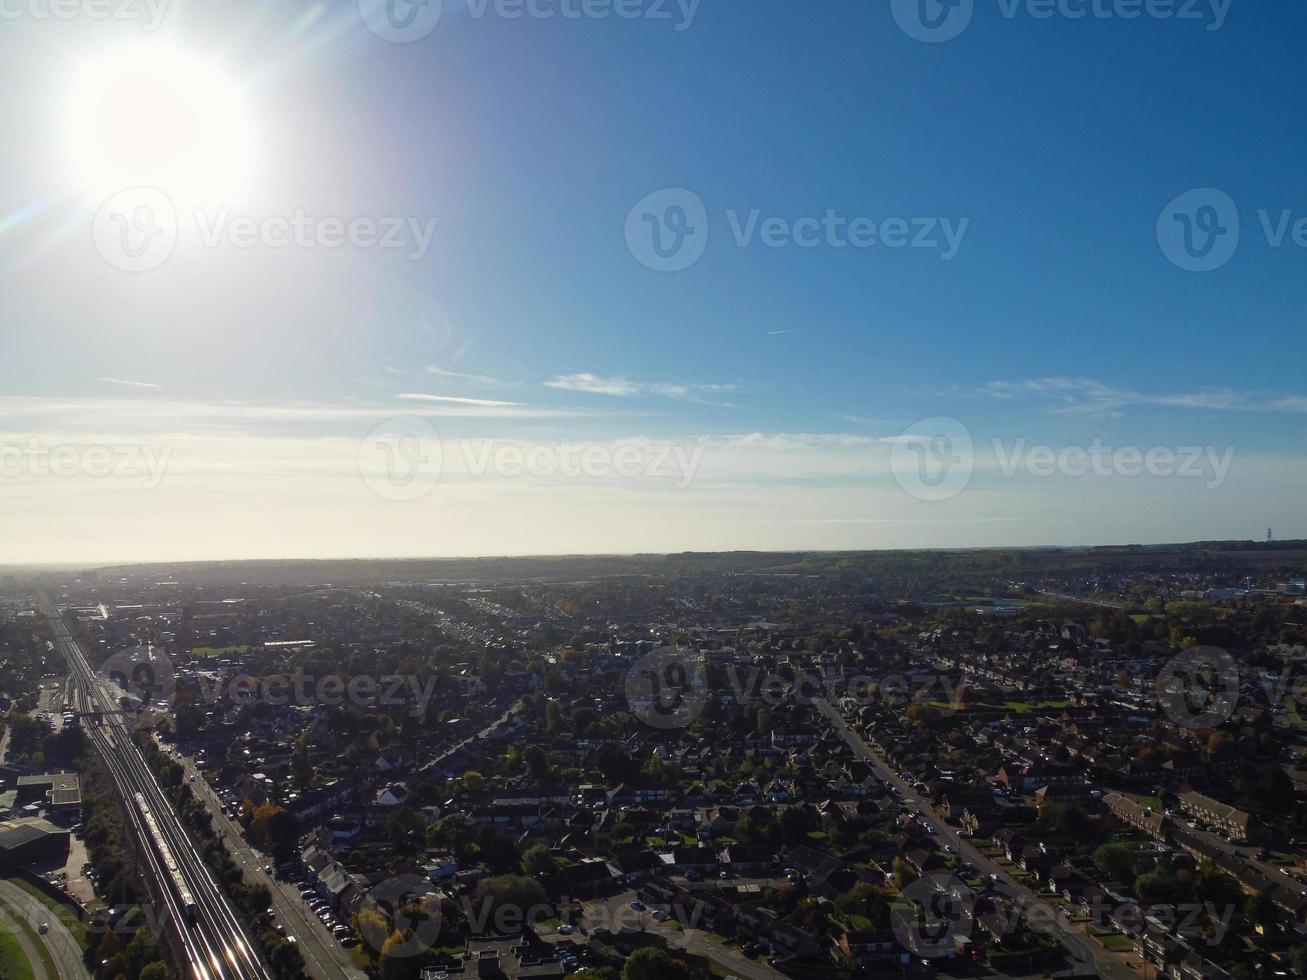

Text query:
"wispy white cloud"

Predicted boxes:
[[700, 432, 876, 449], [839, 414, 896, 426], [397, 393, 519, 408], [99, 377, 161, 390], [0, 395, 592, 432], [1270, 396, 1307, 413], [545, 374, 640, 397], [425, 364, 519, 388], [980, 377, 1307, 418], [544, 373, 739, 402]]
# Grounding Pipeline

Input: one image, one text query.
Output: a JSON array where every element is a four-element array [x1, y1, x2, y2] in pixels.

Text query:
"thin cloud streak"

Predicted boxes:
[[980, 377, 1307, 418], [425, 364, 519, 388], [544, 372, 739, 401], [99, 377, 162, 390], [0, 395, 597, 431], [396, 393, 520, 408]]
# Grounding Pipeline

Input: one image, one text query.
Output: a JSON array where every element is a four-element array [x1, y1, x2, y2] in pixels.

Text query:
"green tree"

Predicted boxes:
[[522, 745, 549, 781], [292, 731, 312, 788], [461, 771, 485, 795], [621, 947, 687, 980], [545, 700, 565, 733], [475, 874, 547, 916], [1195, 862, 1243, 906], [1246, 888, 1278, 927], [1092, 843, 1137, 886], [892, 856, 917, 890], [427, 813, 477, 861], [1292, 944, 1307, 976], [522, 843, 558, 876]]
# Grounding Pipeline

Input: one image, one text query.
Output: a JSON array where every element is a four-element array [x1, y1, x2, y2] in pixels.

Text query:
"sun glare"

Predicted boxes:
[[67, 45, 251, 202]]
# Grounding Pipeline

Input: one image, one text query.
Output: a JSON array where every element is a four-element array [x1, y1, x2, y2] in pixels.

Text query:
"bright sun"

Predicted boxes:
[[67, 45, 251, 201]]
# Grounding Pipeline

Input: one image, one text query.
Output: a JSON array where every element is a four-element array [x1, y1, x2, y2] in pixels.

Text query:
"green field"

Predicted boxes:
[[190, 645, 252, 657], [0, 927, 35, 980], [0, 895, 57, 980]]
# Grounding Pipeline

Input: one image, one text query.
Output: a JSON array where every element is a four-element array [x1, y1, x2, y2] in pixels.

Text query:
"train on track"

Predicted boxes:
[[135, 792, 198, 924]]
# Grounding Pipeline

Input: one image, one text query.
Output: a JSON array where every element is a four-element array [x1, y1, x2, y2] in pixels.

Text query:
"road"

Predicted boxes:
[[43, 597, 271, 980], [169, 751, 366, 980], [566, 889, 781, 980], [421, 701, 523, 776], [0, 878, 90, 980], [814, 698, 1136, 980], [1164, 810, 1307, 905]]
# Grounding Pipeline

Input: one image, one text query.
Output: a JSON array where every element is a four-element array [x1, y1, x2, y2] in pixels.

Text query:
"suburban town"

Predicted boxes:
[[3, 0, 1303, 976], [0, 545, 1305, 980]]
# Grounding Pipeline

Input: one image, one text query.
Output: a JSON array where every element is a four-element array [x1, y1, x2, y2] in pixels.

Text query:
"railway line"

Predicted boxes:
[[43, 597, 270, 980]]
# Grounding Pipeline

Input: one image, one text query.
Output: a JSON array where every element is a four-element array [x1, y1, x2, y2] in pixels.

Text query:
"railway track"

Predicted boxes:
[[44, 598, 270, 980]]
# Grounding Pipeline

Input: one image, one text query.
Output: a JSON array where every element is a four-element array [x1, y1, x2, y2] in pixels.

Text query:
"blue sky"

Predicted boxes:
[[0, 0, 1304, 561]]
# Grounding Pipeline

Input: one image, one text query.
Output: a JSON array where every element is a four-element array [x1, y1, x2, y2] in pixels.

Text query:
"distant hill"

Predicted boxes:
[[21, 539, 1303, 587]]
